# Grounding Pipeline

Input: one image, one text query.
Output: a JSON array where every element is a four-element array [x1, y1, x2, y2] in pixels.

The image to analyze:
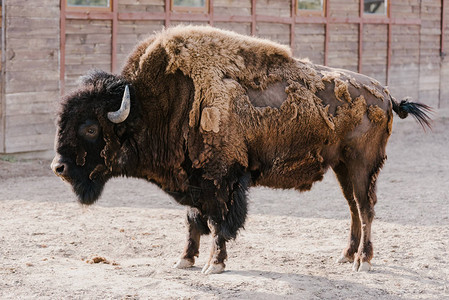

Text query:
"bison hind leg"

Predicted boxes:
[[350, 155, 385, 272], [336, 148, 386, 272], [333, 162, 360, 264]]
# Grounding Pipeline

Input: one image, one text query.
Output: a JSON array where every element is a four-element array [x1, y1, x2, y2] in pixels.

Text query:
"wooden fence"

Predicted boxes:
[[0, 0, 447, 154]]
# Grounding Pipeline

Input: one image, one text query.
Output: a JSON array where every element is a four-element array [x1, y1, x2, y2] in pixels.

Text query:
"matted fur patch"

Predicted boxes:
[[367, 105, 386, 123], [200, 107, 221, 133], [334, 79, 352, 103], [321, 70, 341, 82], [363, 84, 384, 101]]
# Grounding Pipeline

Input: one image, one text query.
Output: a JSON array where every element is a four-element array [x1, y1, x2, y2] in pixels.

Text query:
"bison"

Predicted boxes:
[[52, 25, 431, 274]]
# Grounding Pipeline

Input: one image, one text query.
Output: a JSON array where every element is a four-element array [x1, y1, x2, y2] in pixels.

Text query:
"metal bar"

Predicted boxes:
[[214, 15, 252, 23], [358, 0, 363, 73], [417, 0, 422, 97], [65, 11, 421, 26], [439, 0, 446, 108], [290, 0, 296, 49], [295, 16, 327, 24], [256, 15, 293, 24], [324, 0, 329, 66], [119, 13, 251, 23], [116, 13, 420, 25], [209, 0, 214, 26], [65, 11, 114, 19], [165, 0, 171, 27], [387, 22, 391, 85], [386, 1, 392, 86], [60, 0, 66, 96], [251, 0, 256, 35], [302, 16, 419, 25], [441, 0, 446, 55], [321, 16, 419, 25], [111, 0, 118, 73], [359, 22, 363, 73]]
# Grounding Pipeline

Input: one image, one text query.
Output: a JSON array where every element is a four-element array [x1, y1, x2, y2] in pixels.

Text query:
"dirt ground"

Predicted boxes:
[[1, 113, 448, 299]]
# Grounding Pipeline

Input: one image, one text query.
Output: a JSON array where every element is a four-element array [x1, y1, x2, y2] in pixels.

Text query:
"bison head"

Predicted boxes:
[[51, 70, 136, 205]]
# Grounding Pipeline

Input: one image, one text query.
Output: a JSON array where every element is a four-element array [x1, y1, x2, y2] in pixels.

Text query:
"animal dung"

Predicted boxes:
[[86, 256, 118, 265]]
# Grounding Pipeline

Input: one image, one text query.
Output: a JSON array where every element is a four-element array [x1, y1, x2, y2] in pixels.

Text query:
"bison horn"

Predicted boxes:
[[107, 85, 131, 123]]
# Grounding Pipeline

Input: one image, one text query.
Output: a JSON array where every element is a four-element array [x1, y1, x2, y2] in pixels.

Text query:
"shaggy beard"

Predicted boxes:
[[72, 178, 105, 205]]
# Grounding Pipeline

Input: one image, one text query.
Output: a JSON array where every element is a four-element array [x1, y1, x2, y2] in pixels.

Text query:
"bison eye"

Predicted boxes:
[[87, 127, 97, 136], [78, 120, 100, 141]]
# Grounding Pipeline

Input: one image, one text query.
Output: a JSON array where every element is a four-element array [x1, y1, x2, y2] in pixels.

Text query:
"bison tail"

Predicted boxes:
[[392, 98, 432, 130]]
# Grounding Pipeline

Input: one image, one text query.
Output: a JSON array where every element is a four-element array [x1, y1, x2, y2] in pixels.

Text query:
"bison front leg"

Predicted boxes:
[[201, 219, 227, 274], [173, 207, 210, 269], [201, 169, 250, 274]]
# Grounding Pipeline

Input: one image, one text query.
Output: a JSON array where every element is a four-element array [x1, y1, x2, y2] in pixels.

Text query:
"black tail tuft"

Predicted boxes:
[[392, 98, 432, 130]]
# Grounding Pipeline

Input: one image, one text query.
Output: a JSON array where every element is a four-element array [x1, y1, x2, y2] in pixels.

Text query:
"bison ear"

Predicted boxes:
[[107, 85, 130, 124]]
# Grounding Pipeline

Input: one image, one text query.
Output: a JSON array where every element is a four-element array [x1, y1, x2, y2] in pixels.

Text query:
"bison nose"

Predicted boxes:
[[51, 156, 68, 177]]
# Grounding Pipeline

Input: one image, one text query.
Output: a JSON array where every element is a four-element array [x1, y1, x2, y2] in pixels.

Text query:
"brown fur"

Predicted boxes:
[[367, 105, 387, 123], [363, 84, 385, 101], [119, 25, 403, 271], [334, 79, 353, 102], [55, 25, 431, 273]]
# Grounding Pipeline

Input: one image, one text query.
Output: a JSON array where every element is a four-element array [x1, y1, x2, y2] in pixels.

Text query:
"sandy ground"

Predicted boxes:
[[1, 114, 448, 299]]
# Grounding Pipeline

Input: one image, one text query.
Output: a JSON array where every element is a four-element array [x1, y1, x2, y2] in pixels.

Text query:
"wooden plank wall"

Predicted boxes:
[[0, 0, 4, 152], [1, 0, 447, 154], [387, 0, 421, 101], [256, 0, 290, 17], [118, 0, 165, 13], [3, 0, 59, 153], [255, 0, 290, 45], [389, 24, 420, 100], [362, 24, 387, 84], [58, 0, 449, 108], [294, 24, 325, 64], [116, 0, 165, 71], [65, 20, 112, 91], [330, 0, 359, 18], [214, 0, 251, 16], [116, 20, 164, 71], [65, 0, 256, 87], [214, 0, 252, 36], [419, 0, 442, 108], [328, 23, 359, 72], [441, 0, 449, 109]]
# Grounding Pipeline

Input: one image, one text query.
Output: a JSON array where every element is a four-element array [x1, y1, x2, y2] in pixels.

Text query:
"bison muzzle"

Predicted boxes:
[[52, 25, 431, 274]]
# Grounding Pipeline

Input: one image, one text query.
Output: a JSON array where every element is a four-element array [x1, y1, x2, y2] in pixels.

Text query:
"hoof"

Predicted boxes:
[[173, 258, 194, 269], [201, 263, 210, 273], [358, 261, 371, 272], [201, 263, 225, 274], [352, 260, 371, 272], [352, 260, 360, 272], [336, 255, 353, 263]]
